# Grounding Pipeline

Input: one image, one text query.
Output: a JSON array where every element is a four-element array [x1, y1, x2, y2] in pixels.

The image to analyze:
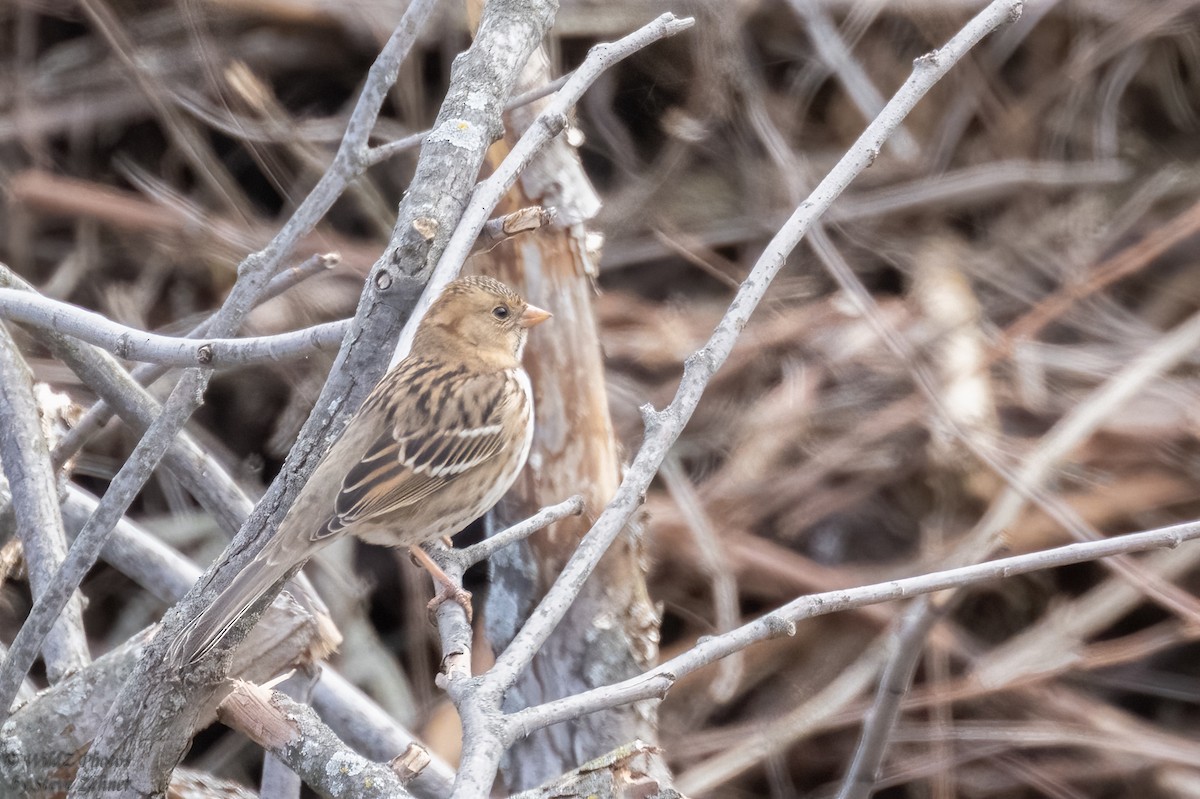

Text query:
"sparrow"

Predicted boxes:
[[174, 275, 550, 662]]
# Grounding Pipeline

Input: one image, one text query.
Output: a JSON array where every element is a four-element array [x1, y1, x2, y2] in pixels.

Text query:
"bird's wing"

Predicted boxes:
[[314, 361, 512, 540]]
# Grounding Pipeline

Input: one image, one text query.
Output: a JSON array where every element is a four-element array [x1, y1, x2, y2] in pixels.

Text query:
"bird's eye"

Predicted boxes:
[[492, 305, 510, 320]]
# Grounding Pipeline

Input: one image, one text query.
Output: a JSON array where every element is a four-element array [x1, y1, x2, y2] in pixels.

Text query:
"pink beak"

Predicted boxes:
[[519, 303, 552, 328]]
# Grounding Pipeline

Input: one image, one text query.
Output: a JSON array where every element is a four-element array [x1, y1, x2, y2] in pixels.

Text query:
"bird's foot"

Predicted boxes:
[[427, 583, 474, 624], [408, 544, 473, 624]]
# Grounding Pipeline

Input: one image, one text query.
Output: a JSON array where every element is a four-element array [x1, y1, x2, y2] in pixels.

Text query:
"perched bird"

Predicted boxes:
[[174, 275, 550, 662]]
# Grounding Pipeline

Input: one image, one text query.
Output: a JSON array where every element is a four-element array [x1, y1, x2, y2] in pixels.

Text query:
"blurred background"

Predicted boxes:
[[5, 0, 1200, 796]]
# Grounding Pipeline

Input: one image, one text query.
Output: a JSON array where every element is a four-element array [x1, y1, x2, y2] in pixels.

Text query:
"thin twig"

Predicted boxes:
[[660, 456, 742, 702], [52, 252, 339, 465], [0, 290, 347, 366], [407, 16, 698, 797], [505, 516, 1200, 737], [392, 12, 697, 361], [786, 0, 920, 161], [836, 596, 946, 799], [485, 0, 1024, 700], [0, 325, 89, 686], [425, 548, 473, 689], [0, 263, 257, 539], [809, 226, 1200, 619], [972, 543, 1200, 690], [456, 496, 584, 567], [425, 494, 591, 730], [473, 206, 557, 253], [364, 73, 573, 167]]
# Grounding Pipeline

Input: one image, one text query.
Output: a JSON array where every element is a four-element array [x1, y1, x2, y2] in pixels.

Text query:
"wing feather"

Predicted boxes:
[[315, 360, 517, 540]]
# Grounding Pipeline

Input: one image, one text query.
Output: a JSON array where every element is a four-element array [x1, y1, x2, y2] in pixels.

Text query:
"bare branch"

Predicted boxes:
[[507, 741, 675, 799], [217, 681, 417, 799], [409, 17, 698, 796], [51, 252, 337, 468], [392, 11, 697, 361], [835, 596, 945, 799], [0, 261, 257, 540], [473, 206, 558, 253], [59, 483, 454, 799], [0, 599, 332, 797], [456, 496, 585, 568], [311, 671, 456, 799], [259, 668, 316, 799], [72, 1, 556, 794], [0, 364, 214, 723], [506, 516, 1200, 738], [364, 73, 573, 167], [786, 0, 920, 161], [0, 289, 347, 366], [661, 456, 741, 702], [486, 0, 1027, 697], [0, 327, 89, 685]]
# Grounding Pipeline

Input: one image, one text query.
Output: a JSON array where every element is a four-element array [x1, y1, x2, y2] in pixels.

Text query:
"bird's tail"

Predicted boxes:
[[167, 544, 292, 665]]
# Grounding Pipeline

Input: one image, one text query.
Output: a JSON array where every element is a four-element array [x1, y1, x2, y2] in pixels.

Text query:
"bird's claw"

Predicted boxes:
[[427, 584, 473, 625]]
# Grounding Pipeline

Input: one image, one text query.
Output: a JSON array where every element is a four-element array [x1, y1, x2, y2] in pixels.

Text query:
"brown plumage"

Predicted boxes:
[[173, 276, 550, 663]]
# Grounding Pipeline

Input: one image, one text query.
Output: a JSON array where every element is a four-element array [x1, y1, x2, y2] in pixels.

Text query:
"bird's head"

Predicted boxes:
[[413, 275, 551, 369]]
